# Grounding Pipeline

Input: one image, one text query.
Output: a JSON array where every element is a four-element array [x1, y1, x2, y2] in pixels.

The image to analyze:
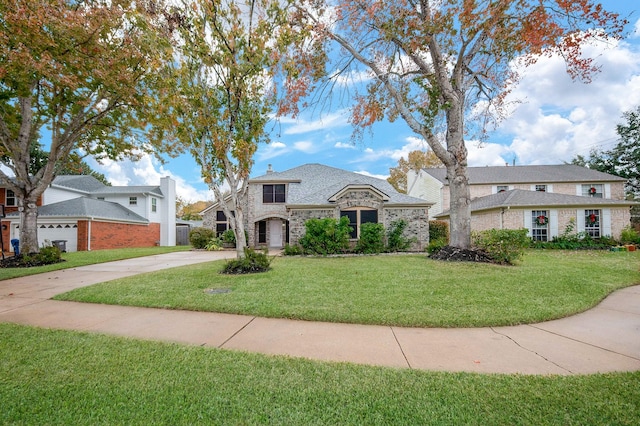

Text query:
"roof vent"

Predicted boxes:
[[267, 164, 274, 174]]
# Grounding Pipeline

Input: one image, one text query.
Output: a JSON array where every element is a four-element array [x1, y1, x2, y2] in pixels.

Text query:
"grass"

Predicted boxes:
[[55, 250, 640, 327], [0, 246, 190, 280], [1, 323, 639, 425]]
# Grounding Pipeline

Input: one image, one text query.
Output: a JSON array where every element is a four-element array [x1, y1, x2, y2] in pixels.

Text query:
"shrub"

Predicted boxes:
[[283, 244, 303, 256], [429, 220, 449, 243], [220, 247, 273, 274], [427, 238, 448, 255], [37, 246, 63, 264], [386, 219, 416, 252], [14, 246, 64, 267], [221, 229, 236, 245], [189, 227, 215, 249], [620, 226, 640, 245], [356, 223, 385, 254], [472, 228, 529, 264], [299, 216, 352, 255], [204, 238, 223, 251]]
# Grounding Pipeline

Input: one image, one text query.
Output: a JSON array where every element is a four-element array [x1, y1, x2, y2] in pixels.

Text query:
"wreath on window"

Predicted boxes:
[[588, 187, 597, 195], [588, 213, 598, 225], [535, 215, 548, 226]]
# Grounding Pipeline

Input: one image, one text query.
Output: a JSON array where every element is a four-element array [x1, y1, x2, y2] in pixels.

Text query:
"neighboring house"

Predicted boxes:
[[202, 163, 432, 250], [1, 175, 176, 252], [407, 165, 634, 240]]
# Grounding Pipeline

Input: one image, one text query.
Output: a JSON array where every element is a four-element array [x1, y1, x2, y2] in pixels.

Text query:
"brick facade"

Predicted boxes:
[[82, 221, 161, 250]]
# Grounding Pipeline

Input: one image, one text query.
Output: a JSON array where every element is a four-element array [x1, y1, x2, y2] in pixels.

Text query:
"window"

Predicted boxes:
[[215, 210, 234, 237], [5, 189, 16, 206], [535, 185, 546, 192], [129, 196, 137, 206], [263, 184, 286, 203], [531, 210, 549, 242], [582, 184, 603, 198], [497, 185, 509, 193], [258, 221, 267, 244], [151, 198, 157, 213], [585, 209, 601, 238], [340, 209, 378, 239]]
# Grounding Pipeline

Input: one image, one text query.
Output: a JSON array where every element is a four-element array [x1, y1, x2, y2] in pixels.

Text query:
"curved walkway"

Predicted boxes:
[[1, 251, 639, 375]]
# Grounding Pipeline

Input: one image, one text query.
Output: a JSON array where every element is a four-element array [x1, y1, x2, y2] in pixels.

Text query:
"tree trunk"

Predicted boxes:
[[233, 206, 247, 259], [445, 100, 472, 250], [18, 197, 40, 254], [446, 163, 471, 249]]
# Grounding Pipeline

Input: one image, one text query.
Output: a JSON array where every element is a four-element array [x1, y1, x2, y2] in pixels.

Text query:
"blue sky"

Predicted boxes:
[[87, 1, 640, 203]]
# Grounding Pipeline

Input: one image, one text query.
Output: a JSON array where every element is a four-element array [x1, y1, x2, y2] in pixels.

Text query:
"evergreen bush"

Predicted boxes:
[[189, 227, 215, 249], [220, 248, 272, 274], [472, 228, 529, 264], [299, 216, 352, 255], [356, 223, 385, 254], [386, 219, 416, 252]]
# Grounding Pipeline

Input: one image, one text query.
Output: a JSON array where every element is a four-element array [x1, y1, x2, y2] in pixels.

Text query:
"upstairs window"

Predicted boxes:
[[129, 197, 137, 206], [263, 184, 286, 203], [5, 189, 16, 206], [582, 184, 603, 198], [535, 185, 547, 192], [151, 198, 157, 212], [496, 185, 509, 193]]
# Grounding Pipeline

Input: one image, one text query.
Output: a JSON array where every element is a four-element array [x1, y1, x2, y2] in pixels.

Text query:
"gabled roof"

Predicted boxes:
[[51, 175, 107, 193], [435, 189, 636, 217], [7, 197, 148, 223], [51, 175, 164, 197], [251, 163, 430, 207], [424, 165, 626, 185]]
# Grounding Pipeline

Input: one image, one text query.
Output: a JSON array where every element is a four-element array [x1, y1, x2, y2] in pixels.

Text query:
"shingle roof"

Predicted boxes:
[[251, 163, 430, 206], [436, 189, 637, 217], [52, 175, 164, 197], [424, 165, 626, 185], [7, 197, 148, 223], [52, 175, 107, 193]]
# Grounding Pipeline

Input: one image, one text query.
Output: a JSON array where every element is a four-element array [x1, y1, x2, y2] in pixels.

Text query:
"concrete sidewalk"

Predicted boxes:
[[1, 251, 639, 375]]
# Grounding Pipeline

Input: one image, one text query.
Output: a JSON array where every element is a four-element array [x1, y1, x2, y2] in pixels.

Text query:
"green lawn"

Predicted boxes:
[[56, 250, 640, 327], [0, 246, 190, 280], [1, 324, 639, 425]]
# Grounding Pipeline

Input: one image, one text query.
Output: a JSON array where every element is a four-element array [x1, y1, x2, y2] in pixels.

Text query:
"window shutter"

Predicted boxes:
[[602, 208, 612, 236], [604, 184, 611, 199], [577, 210, 585, 232], [547, 184, 553, 193], [523, 211, 532, 236], [550, 210, 559, 238], [576, 185, 582, 196]]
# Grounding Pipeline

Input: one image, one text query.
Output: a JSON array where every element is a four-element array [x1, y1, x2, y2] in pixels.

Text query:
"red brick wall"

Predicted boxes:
[[77, 221, 89, 251], [87, 221, 160, 250], [1, 220, 10, 252]]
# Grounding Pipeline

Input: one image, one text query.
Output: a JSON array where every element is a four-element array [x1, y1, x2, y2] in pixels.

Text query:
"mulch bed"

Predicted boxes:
[[0, 255, 65, 268], [429, 245, 496, 263]]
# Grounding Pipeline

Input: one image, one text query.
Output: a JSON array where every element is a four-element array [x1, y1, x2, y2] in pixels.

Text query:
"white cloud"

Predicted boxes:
[[293, 141, 316, 153], [257, 141, 289, 160], [497, 32, 640, 165], [354, 170, 389, 180], [334, 141, 355, 149], [90, 154, 213, 203], [283, 110, 350, 134]]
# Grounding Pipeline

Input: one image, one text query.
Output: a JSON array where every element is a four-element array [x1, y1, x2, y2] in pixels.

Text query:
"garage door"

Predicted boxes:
[[37, 223, 78, 252]]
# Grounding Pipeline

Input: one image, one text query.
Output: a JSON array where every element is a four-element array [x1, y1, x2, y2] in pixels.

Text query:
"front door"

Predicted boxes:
[[269, 219, 282, 248]]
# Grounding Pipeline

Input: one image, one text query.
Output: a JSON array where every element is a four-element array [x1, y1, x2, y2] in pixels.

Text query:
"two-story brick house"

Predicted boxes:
[[407, 164, 635, 240], [1, 175, 176, 252], [202, 164, 432, 250]]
